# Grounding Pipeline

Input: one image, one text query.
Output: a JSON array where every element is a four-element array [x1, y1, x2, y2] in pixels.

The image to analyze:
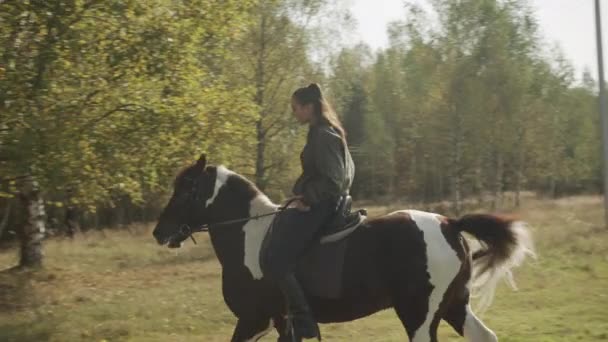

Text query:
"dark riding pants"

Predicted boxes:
[[261, 198, 338, 280]]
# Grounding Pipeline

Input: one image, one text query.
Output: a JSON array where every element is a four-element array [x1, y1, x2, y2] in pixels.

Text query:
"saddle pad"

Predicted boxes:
[[295, 237, 349, 299]]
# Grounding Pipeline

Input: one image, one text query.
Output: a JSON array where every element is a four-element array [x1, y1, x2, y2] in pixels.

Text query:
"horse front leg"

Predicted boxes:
[[230, 317, 274, 342]]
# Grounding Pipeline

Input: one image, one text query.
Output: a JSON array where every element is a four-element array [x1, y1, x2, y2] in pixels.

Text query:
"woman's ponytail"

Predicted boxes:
[[307, 83, 322, 100]]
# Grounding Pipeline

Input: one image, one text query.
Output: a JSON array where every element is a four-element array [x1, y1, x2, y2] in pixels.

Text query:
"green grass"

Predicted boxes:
[[1, 195, 607, 341]]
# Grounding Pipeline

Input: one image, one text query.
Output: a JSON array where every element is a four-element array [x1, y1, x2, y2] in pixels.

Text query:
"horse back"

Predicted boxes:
[[308, 210, 470, 323], [344, 210, 467, 290], [339, 212, 437, 292]]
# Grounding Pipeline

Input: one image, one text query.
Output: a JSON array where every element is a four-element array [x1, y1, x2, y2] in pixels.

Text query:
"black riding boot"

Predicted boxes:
[[278, 273, 321, 341]]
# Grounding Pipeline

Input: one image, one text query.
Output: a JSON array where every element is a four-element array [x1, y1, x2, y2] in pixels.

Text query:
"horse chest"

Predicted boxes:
[[242, 214, 274, 280], [221, 269, 274, 318]]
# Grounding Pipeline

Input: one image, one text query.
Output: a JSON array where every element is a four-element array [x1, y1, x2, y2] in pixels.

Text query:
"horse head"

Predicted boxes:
[[153, 153, 217, 248]]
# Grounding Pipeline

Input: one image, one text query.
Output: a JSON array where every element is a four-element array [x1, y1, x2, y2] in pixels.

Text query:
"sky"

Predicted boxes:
[[351, 0, 605, 78]]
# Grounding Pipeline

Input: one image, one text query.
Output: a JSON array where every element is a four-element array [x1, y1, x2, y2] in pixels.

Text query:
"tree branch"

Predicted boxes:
[[0, 175, 30, 183], [77, 104, 150, 133], [262, 161, 285, 172], [266, 119, 293, 140]]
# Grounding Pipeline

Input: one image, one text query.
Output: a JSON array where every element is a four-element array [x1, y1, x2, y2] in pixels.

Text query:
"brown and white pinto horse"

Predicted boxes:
[[152, 155, 535, 342]]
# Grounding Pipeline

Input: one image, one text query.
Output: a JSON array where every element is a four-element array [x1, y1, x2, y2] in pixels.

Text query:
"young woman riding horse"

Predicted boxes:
[[261, 83, 355, 341], [152, 85, 535, 342]]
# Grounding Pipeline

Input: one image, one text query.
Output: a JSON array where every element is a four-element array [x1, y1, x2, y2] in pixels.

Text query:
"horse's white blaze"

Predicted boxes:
[[245, 319, 274, 342], [400, 210, 461, 342], [463, 305, 497, 342], [206, 165, 233, 207], [243, 195, 278, 280]]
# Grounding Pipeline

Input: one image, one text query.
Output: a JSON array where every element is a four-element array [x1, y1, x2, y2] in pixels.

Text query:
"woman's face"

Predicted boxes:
[[291, 97, 314, 124]]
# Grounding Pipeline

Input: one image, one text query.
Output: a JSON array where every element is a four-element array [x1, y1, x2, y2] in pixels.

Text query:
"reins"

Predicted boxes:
[[178, 197, 299, 245]]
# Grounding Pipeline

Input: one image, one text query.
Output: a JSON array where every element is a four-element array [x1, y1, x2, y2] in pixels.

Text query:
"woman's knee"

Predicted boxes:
[[261, 253, 289, 281]]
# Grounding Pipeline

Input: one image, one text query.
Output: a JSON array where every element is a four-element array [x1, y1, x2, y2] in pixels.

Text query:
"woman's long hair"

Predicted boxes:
[[292, 83, 346, 142]]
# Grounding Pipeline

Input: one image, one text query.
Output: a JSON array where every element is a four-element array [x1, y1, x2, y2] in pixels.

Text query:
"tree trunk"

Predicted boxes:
[[65, 206, 80, 238], [422, 154, 430, 205], [385, 150, 395, 197], [255, 119, 266, 190], [391, 144, 400, 198], [408, 144, 417, 200], [451, 116, 463, 215], [370, 151, 377, 199], [17, 178, 45, 268], [475, 162, 484, 207], [514, 169, 522, 207], [491, 153, 504, 210], [549, 176, 557, 199], [0, 200, 11, 239], [514, 144, 524, 208], [64, 191, 80, 238], [451, 141, 462, 215], [438, 169, 444, 203], [254, 13, 267, 191]]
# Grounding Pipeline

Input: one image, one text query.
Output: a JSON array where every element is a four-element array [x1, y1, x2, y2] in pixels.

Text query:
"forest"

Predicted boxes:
[[0, 0, 601, 267], [1, 2, 607, 341]]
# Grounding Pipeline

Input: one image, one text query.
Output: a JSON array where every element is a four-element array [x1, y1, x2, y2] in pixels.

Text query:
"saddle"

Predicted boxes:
[[319, 195, 367, 243], [260, 196, 367, 299]]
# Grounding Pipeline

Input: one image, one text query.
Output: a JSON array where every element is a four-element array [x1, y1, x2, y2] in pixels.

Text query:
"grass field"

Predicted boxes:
[[1, 195, 607, 342]]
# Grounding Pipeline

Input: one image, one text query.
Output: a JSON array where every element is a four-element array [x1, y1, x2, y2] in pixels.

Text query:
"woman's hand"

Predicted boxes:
[[289, 196, 310, 212]]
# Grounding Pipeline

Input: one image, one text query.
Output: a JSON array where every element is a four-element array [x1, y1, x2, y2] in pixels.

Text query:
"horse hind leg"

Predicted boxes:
[[404, 270, 460, 341], [231, 318, 274, 342], [443, 296, 497, 342], [392, 281, 441, 342]]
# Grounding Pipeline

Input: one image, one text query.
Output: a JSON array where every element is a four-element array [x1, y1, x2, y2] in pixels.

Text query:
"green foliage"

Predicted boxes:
[[228, 0, 333, 196], [0, 0, 257, 212], [330, 0, 601, 207], [0, 0, 602, 228]]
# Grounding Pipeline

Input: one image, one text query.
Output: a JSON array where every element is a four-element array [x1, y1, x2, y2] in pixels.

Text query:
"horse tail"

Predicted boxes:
[[449, 214, 536, 312]]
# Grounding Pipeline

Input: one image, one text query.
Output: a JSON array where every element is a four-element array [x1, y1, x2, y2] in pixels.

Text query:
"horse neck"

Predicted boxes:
[[206, 182, 278, 271], [248, 193, 279, 217]]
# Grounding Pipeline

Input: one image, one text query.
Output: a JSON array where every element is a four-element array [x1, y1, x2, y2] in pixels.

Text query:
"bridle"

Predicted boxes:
[[176, 206, 290, 244], [170, 176, 298, 245]]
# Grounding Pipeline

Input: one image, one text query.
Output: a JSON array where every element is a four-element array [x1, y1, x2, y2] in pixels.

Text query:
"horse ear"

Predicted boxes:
[[196, 153, 207, 169]]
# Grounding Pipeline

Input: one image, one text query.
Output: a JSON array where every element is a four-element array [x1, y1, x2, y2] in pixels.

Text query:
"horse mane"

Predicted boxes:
[[215, 165, 264, 197], [172, 162, 269, 206], [173, 165, 192, 187]]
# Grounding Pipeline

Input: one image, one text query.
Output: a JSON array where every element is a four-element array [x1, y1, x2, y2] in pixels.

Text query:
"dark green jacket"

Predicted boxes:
[[293, 123, 355, 205]]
